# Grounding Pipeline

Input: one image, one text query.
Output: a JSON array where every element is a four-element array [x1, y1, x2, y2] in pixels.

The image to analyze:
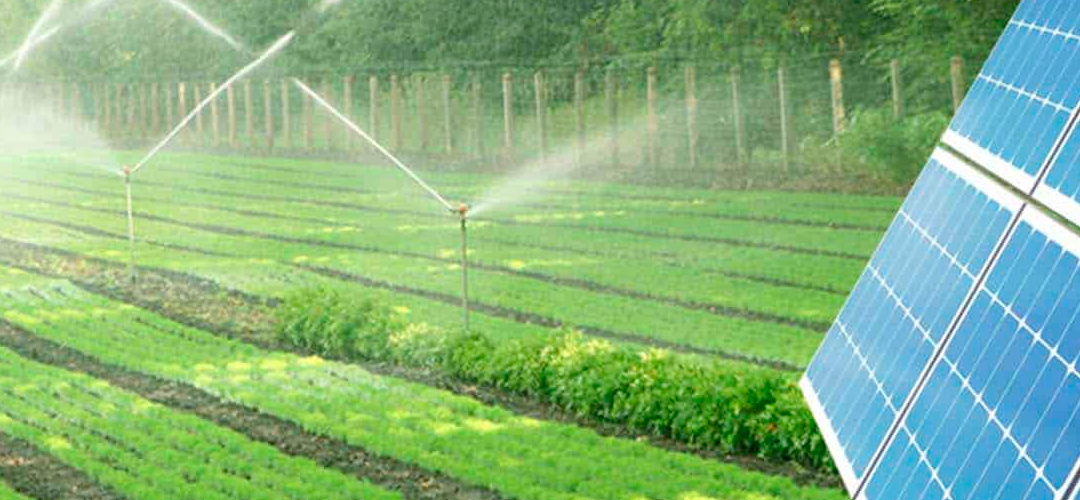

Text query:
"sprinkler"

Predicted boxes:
[[122, 165, 136, 282], [455, 203, 470, 331]]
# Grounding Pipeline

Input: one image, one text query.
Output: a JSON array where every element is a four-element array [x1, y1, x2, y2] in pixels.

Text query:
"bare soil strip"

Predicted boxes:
[[0, 433, 126, 500]]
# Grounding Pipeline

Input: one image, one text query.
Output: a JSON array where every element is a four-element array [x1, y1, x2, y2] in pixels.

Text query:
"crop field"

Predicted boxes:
[[0, 152, 897, 368], [0, 148, 902, 499]]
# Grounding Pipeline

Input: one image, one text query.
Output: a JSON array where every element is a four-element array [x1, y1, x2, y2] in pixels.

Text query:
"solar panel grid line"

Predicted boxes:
[[860, 206, 1080, 500], [802, 148, 1024, 496], [944, 0, 1080, 194]]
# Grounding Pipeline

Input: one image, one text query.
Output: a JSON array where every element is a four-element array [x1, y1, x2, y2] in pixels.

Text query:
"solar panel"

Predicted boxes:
[[943, 0, 1080, 193], [1036, 122, 1080, 226], [801, 148, 1023, 494], [860, 207, 1080, 500]]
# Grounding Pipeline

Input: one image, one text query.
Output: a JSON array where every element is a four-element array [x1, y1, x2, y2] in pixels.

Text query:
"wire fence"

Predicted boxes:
[[0, 53, 977, 187]]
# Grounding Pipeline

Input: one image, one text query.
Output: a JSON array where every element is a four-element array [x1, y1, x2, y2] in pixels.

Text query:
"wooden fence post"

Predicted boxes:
[[303, 80, 314, 151], [138, 84, 148, 140], [416, 74, 428, 152], [176, 82, 186, 142], [891, 59, 904, 119], [574, 70, 585, 167], [647, 66, 658, 167], [534, 70, 547, 162], [210, 82, 222, 146], [243, 80, 254, 144], [320, 79, 333, 151], [264, 79, 274, 150], [778, 66, 791, 174], [101, 84, 111, 137], [732, 66, 746, 168], [343, 75, 354, 151], [369, 75, 380, 146], [830, 59, 845, 136], [606, 67, 619, 167], [227, 83, 237, 147], [163, 83, 173, 134], [443, 74, 453, 154], [281, 79, 291, 149], [391, 74, 403, 151], [502, 72, 514, 162], [685, 65, 698, 168], [72, 83, 83, 124], [193, 83, 204, 145], [950, 55, 964, 111], [115, 83, 124, 137], [472, 74, 483, 157], [150, 83, 160, 134]]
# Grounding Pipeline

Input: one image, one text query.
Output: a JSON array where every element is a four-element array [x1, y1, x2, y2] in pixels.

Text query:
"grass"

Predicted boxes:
[[0, 151, 889, 368], [0, 484, 29, 500], [1, 283, 848, 500]]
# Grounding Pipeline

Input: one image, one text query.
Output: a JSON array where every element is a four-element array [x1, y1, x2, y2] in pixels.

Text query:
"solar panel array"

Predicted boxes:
[[802, 0, 1080, 498], [802, 149, 1023, 492]]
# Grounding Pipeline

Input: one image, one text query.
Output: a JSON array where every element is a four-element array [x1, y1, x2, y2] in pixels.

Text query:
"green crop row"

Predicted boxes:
[[0, 194, 826, 366], [138, 155, 897, 229], [275, 286, 832, 470], [138, 151, 904, 217], [0, 343, 400, 500], [2, 285, 846, 500], [20, 153, 886, 257], [10, 159, 870, 293]]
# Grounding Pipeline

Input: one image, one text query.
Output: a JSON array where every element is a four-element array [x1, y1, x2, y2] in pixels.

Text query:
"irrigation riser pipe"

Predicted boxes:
[[123, 166, 136, 283], [459, 203, 470, 331]]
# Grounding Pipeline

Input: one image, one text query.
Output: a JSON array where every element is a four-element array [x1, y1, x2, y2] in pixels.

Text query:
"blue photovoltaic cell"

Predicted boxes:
[[944, 0, 1080, 191], [801, 150, 1017, 492], [1037, 116, 1080, 226], [862, 210, 1080, 500]]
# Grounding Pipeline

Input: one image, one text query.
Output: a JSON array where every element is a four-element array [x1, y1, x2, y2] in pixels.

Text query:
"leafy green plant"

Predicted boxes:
[[272, 288, 834, 472], [840, 106, 949, 182], [274, 287, 404, 359]]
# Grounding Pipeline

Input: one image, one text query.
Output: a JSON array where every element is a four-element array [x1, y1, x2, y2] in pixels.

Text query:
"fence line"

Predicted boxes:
[[0, 55, 972, 178]]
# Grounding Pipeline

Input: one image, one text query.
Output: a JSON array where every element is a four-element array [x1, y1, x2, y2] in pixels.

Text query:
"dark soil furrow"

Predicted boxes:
[[0, 432, 127, 500]]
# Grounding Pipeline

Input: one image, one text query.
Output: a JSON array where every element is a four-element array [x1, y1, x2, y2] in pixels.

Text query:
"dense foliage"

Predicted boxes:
[[3, 0, 1018, 79], [275, 287, 833, 471]]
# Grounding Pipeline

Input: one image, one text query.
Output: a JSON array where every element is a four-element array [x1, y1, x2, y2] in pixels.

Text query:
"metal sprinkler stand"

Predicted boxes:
[[456, 203, 470, 331], [122, 165, 136, 282]]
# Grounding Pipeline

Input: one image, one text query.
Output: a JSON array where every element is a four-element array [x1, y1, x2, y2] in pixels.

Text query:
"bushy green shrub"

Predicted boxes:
[[840, 107, 949, 182], [275, 288, 832, 472], [274, 287, 404, 359]]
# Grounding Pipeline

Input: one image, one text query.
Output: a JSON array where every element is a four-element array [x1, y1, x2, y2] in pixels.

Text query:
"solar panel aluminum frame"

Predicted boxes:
[[1035, 174, 1080, 230], [800, 148, 1026, 496], [944, 129, 1045, 194], [856, 206, 1080, 500]]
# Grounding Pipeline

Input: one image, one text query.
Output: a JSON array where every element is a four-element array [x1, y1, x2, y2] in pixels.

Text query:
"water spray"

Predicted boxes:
[[143, 0, 474, 330]]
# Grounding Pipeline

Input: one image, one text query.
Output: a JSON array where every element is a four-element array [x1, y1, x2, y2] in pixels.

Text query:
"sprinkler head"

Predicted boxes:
[[121, 165, 131, 177], [457, 203, 469, 217]]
